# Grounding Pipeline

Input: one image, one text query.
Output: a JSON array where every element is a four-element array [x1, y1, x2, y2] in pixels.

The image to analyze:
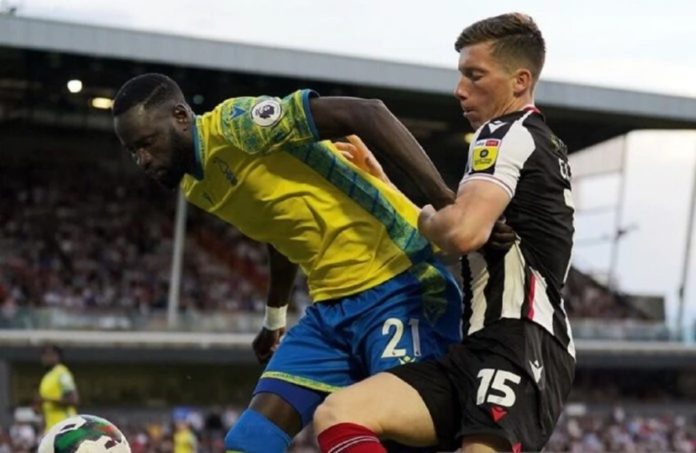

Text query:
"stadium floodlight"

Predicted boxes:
[[67, 79, 83, 93], [91, 97, 113, 110]]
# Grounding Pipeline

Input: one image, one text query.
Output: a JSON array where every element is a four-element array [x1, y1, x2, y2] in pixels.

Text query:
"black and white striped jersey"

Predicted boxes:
[[459, 106, 576, 358]]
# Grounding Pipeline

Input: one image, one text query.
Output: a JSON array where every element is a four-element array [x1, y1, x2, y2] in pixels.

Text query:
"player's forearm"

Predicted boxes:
[[365, 103, 455, 209], [266, 245, 298, 308], [419, 205, 489, 255], [311, 97, 455, 209]]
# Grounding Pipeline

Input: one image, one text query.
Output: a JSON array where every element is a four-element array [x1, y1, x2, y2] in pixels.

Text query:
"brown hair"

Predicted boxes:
[[455, 13, 545, 82]]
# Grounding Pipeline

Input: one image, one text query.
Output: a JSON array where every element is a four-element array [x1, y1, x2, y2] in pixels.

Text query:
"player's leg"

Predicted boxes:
[[224, 305, 352, 453], [315, 260, 464, 451], [460, 435, 512, 453], [315, 371, 439, 448], [223, 393, 297, 453]]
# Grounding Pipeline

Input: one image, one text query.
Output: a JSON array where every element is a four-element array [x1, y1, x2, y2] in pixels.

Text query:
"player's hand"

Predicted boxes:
[[252, 327, 285, 364], [335, 135, 391, 184], [418, 204, 437, 235], [484, 219, 516, 252]]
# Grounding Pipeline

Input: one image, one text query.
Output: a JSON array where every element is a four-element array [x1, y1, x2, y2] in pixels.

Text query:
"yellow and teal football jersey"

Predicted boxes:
[[180, 90, 432, 302], [39, 364, 77, 431]]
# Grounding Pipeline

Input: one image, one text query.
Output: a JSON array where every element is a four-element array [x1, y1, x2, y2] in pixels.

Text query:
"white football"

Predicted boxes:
[[38, 414, 131, 453]]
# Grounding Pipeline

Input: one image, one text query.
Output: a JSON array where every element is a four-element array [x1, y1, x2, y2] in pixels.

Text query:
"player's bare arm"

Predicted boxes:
[[252, 245, 299, 364], [337, 132, 517, 253], [418, 179, 511, 254], [309, 97, 454, 209]]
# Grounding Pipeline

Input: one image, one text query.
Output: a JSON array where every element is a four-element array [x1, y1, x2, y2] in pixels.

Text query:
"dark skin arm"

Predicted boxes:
[[310, 97, 454, 209], [312, 97, 517, 251], [251, 245, 299, 364]]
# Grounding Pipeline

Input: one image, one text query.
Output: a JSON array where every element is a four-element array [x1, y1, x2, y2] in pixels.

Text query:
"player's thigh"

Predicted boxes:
[[460, 435, 512, 453], [260, 305, 353, 392], [315, 372, 439, 447]]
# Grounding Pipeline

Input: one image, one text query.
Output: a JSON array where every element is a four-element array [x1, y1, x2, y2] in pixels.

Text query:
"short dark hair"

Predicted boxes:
[[112, 73, 185, 116], [42, 344, 63, 361], [455, 13, 545, 82]]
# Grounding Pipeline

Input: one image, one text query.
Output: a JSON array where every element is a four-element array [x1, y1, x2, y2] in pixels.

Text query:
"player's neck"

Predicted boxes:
[[494, 95, 535, 121], [511, 95, 535, 113]]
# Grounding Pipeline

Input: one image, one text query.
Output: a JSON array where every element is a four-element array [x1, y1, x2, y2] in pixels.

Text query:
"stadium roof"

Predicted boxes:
[[2, 14, 696, 191], [3, 14, 696, 123]]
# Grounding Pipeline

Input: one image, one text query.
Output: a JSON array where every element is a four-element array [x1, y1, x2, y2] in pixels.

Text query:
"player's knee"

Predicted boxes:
[[224, 409, 291, 453], [313, 394, 341, 433], [314, 391, 370, 434]]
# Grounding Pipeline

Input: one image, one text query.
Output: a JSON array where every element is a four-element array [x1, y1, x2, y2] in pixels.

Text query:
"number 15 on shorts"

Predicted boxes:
[[476, 368, 521, 407]]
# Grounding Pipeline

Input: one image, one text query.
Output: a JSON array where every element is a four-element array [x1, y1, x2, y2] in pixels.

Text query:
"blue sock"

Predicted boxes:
[[224, 409, 292, 453]]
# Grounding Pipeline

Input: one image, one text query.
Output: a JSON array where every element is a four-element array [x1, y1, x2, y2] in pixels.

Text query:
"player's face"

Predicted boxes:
[[40, 349, 57, 367], [454, 41, 517, 130], [114, 104, 193, 190]]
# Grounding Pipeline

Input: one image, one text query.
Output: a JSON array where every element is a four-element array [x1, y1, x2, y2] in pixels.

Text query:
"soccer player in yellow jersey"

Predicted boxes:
[[35, 345, 79, 432], [112, 73, 468, 453], [173, 420, 198, 453]]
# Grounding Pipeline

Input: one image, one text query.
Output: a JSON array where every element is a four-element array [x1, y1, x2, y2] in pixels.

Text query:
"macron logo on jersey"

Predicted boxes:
[[529, 360, 543, 384], [488, 121, 507, 133]]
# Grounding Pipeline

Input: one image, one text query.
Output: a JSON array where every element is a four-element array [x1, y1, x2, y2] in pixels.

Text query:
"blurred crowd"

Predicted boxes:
[[0, 165, 311, 323], [563, 268, 645, 320], [547, 406, 696, 452], [0, 164, 646, 324], [1, 404, 693, 452]]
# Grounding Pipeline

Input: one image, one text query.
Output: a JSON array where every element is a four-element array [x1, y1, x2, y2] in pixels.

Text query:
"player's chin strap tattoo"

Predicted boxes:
[[263, 305, 288, 330]]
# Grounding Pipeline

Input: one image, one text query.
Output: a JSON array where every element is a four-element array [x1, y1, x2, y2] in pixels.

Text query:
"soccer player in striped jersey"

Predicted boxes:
[[112, 74, 470, 453], [314, 13, 575, 453]]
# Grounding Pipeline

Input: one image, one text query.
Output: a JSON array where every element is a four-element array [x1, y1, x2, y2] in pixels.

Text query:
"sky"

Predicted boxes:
[[10, 0, 696, 333]]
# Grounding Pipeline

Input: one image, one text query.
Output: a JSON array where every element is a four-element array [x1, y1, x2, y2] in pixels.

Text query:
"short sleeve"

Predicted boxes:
[[58, 371, 76, 394], [217, 89, 320, 155], [459, 119, 536, 198]]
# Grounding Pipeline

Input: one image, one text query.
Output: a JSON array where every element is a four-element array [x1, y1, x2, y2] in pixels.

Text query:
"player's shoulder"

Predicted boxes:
[[54, 364, 72, 375], [476, 108, 541, 140], [477, 108, 563, 157]]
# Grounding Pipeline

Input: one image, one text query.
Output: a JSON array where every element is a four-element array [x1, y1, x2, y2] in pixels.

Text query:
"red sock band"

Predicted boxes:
[[317, 422, 387, 453]]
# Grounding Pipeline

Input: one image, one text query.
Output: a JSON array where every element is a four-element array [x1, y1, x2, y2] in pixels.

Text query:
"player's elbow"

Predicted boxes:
[[348, 98, 389, 125]]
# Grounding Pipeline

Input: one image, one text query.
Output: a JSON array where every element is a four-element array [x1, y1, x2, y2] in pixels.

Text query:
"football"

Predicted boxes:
[[38, 414, 131, 453]]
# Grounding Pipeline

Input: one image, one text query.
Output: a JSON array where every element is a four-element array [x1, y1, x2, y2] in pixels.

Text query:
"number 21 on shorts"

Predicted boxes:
[[381, 318, 421, 359], [476, 368, 521, 407]]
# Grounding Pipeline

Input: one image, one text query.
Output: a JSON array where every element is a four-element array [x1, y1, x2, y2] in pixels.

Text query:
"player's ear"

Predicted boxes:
[[172, 103, 190, 125], [512, 68, 532, 97]]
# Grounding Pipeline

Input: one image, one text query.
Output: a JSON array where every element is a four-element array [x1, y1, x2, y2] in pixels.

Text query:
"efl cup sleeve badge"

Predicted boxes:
[[472, 138, 501, 172], [251, 98, 283, 127]]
